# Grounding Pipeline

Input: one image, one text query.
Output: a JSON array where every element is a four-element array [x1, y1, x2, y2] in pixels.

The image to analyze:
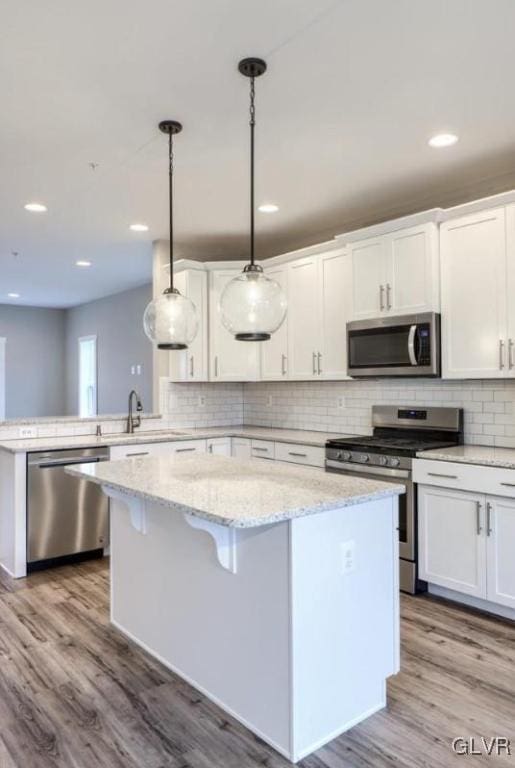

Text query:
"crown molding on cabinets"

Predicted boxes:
[[335, 209, 443, 244], [439, 189, 515, 222]]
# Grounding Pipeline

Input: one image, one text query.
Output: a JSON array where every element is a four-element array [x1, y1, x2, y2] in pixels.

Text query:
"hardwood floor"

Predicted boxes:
[[0, 559, 513, 767]]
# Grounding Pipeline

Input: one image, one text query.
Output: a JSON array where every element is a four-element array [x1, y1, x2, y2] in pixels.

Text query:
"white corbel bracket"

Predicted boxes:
[[183, 514, 238, 574], [102, 486, 148, 534]]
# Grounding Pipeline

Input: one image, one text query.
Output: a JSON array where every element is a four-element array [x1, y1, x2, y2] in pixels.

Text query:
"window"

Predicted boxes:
[[78, 335, 97, 417]]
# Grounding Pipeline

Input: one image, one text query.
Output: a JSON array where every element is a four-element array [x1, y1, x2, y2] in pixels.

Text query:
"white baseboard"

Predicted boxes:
[[428, 584, 515, 621]]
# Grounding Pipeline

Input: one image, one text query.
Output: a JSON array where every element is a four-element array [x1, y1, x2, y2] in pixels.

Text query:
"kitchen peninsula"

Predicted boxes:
[[69, 453, 403, 762]]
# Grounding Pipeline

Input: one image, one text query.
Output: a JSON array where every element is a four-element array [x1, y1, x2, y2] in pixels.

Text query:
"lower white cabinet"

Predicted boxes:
[[250, 439, 275, 460], [207, 437, 231, 456], [110, 440, 206, 460], [169, 439, 207, 456], [231, 437, 251, 458], [418, 484, 515, 608]]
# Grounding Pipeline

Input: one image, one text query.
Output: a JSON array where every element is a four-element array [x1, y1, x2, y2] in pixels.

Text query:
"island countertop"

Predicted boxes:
[[67, 454, 404, 528]]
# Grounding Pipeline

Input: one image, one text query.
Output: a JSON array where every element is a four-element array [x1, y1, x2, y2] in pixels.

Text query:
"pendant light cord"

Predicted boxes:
[[249, 76, 256, 267], [168, 132, 175, 291]]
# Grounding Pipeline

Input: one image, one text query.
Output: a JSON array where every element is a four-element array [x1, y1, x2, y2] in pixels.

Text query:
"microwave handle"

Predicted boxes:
[[408, 324, 418, 366]]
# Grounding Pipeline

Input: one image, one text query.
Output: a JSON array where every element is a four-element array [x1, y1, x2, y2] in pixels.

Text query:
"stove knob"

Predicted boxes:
[[358, 453, 369, 463], [379, 455, 388, 466], [389, 457, 400, 468], [336, 450, 343, 460], [342, 451, 352, 461]]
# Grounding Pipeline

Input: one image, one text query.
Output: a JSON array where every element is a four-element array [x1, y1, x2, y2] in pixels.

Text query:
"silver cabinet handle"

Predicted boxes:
[[486, 501, 493, 536], [408, 325, 417, 366], [386, 283, 392, 310], [281, 353, 287, 376], [252, 446, 269, 452], [214, 356, 219, 377], [427, 472, 458, 480], [288, 451, 307, 458], [379, 284, 385, 311], [500, 339, 505, 370], [500, 482, 515, 487], [126, 451, 149, 457], [476, 500, 482, 535], [208, 444, 213, 453], [312, 352, 317, 375], [509, 339, 514, 370], [317, 352, 322, 375], [190, 356, 194, 378], [176, 447, 196, 453]]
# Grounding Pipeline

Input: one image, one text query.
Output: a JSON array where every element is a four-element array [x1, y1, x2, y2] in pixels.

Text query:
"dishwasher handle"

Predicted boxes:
[[29, 456, 109, 468]]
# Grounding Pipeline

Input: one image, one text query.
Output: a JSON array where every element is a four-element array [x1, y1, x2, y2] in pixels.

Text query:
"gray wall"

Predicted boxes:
[[0, 305, 66, 418], [65, 284, 153, 415]]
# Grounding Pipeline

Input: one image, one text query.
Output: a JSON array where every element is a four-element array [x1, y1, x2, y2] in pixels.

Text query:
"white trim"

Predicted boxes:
[[0, 337, 6, 421], [428, 583, 515, 621]]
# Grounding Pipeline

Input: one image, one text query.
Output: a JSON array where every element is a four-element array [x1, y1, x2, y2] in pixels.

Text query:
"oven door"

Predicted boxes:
[[347, 312, 440, 377], [325, 461, 415, 561]]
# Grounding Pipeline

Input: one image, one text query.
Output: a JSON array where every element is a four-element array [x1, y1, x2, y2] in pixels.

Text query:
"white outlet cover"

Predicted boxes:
[[20, 426, 37, 438], [198, 396, 206, 407], [338, 396, 345, 409], [341, 540, 356, 575], [267, 395, 273, 407]]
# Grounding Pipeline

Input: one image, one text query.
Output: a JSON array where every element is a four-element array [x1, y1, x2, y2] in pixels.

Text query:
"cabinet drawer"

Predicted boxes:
[[250, 439, 275, 460], [274, 441, 324, 468], [110, 442, 164, 459], [170, 439, 207, 455], [414, 459, 515, 499]]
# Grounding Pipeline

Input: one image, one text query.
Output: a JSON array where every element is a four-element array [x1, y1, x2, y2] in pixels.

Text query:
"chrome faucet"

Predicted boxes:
[[126, 390, 143, 434]]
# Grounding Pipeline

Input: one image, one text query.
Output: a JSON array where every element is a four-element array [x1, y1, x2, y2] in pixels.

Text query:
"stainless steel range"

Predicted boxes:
[[325, 406, 463, 594]]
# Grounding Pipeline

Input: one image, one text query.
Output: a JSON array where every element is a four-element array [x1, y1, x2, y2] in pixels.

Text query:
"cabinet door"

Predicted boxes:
[[261, 265, 288, 380], [170, 439, 207, 456], [440, 207, 508, 378], [287, 257, 320, 379], [318, 249, 349, 379], [231, 437, 251, 458], [387, 224, 439, 315], [418, 485, 487, 598], [169, 270, 208, 382], [486, 496, 515, 609], [207, 437, 231, 456], [209, 270, 260, 381], [505, 205, 515, 377], [349, 237, 386, 320]]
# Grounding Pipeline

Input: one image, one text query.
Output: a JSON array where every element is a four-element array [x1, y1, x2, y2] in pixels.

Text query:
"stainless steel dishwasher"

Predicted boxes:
[[27, 447, 110, 568]]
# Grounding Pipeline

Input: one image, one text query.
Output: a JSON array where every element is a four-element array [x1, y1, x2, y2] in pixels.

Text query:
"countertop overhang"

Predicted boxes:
[[67, 454, 404, 528], [416, 444, 515, 470]]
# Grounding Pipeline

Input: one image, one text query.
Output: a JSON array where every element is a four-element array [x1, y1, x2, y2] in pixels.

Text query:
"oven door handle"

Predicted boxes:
[[408, 324, 418, 366], [325, 459, 410, 480]]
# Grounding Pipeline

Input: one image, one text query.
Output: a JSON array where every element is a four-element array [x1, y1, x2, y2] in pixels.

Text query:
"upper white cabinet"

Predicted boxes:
[[440, 207, 509, 379], [209, 270, 260, 382], [169, 269, 208, 382], [287, 248, 349, 381], [261, 265, 289, 380], [349, 223, 439, 321]]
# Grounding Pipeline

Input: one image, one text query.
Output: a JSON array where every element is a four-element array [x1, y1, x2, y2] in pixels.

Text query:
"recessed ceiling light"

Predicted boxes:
[[428, 133, 459, 148], [24, 202, 47, 212], [76, 260, 91, 267], [258, 203, 279, 213], [130, 223, 149, 232], [7, 292, 20, 298]]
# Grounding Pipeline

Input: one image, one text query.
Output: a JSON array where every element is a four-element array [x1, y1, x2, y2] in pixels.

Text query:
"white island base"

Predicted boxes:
[[107, 491, 399, 763]]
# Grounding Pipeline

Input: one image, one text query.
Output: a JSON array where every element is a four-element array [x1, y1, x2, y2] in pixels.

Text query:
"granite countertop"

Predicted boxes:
[[67, 454, 404, 528], [416, 445, 515, 470], [0, 426, 345, 454]]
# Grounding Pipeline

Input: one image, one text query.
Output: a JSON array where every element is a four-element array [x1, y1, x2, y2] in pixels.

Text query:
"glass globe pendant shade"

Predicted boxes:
[[219, 265, 287, 341], [143, 289, 198, 350]]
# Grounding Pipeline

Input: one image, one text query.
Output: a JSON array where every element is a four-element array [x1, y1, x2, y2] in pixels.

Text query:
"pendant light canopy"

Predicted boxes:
[[219, 58, 287, 342], [143, 120, 198, 350]]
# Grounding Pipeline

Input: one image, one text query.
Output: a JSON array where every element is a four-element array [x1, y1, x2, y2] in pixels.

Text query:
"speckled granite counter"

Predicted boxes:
[[416, 444, 515, 470], [0, 426, 345, 454], [68, 453, 404, 528]]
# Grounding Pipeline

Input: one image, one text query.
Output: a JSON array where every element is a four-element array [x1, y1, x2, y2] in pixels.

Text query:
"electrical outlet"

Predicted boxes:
[[341, 540, 356, 575], [267, 395, 273, 407], [131, 365, 136, 375], [136, 364, 142, 375], [19, 426, 37, 439], [337, 396, 345, 410], [198, 395, 206, 407]]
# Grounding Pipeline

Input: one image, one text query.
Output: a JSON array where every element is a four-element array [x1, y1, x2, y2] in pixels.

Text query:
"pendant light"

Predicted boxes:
[[143, 121, 198, 350], [219, 58, 287, 341]]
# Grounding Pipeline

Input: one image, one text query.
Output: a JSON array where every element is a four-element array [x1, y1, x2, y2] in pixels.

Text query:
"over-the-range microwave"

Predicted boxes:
[[347, 312, 441, 378]]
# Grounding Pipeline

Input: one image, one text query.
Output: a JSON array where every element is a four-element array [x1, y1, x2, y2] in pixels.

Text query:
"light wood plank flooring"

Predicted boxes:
[[0, 558, 513, 767]]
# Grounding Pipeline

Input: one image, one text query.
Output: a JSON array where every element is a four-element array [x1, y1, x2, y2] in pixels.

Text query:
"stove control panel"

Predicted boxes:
[[325, 447, 412, 472]]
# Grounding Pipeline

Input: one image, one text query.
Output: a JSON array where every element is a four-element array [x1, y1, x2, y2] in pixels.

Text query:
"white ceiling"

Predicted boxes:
[[2, 0, 515, 307]]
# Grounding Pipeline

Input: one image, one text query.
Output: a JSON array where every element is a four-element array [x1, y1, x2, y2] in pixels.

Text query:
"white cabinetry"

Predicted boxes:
[[231, 437, 251, 458], [261, 265, 288, 380], [110, 440, 206, 460], [416, 459, 515, 610], [209, 270, 260, 381], [287, 248, 349, 381], [207, 437, 231, 456], [418, 485, 486, 598], [349, 224, 439, 321], [169, 269, 208, 382], [440, 207, 509, 378]]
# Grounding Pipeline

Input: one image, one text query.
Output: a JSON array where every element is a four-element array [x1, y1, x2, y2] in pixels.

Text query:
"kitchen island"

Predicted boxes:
[[68, 454, 403, 763]]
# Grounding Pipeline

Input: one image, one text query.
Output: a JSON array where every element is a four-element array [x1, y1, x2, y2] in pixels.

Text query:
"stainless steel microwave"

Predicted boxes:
[[347, 312, 441, 377]]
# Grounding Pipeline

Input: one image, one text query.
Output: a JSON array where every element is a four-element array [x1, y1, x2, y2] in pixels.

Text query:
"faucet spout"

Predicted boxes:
[[127, 390, 143, 434]]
